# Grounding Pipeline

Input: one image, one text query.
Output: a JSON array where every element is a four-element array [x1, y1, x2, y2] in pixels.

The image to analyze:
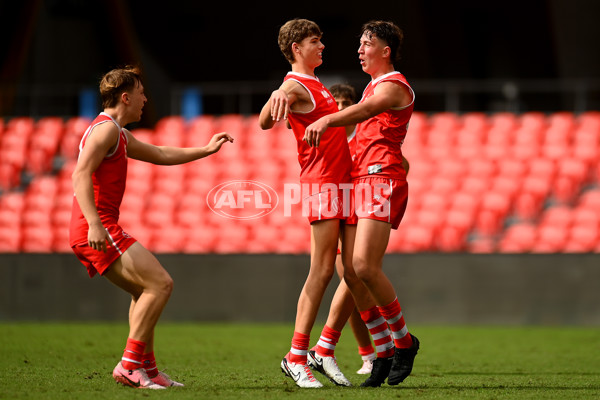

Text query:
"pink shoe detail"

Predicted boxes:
[[150, 370, 184, 387], [112, 362, 165, 389]]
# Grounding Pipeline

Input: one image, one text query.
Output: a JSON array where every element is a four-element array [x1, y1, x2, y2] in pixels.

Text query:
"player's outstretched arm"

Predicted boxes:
[[126, 130, 234, 165]]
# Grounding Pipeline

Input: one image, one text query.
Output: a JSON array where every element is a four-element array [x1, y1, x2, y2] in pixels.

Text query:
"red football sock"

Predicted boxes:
[[287, 331, 310, 364], [359, 306, 394, 358], [379, 298, 413, 349], [121, 338, 145, 370], [143, 352, 158, 378], [314, 325, 341, 357], [358, 344, 376, 361]]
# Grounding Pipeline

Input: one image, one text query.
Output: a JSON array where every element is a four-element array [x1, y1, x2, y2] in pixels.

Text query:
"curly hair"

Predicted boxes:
[[278, 19, 323, 64], [99, 65, 143, 109]]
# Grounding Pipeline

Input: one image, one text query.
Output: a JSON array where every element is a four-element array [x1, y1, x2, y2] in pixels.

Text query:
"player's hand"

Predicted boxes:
[[304, 118, 328, 147], [269, 90, 290, 122], [206, 132, 234, 154], [88, 222, 110, 253]]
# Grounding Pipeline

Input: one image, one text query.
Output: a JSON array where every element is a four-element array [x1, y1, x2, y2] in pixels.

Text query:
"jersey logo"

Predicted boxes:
[[368, 164, 383, 175]]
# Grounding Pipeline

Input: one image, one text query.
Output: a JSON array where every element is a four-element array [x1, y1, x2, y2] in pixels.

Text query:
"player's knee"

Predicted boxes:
[[352, 255, 372, 284], [149, 272, 173, 300], [308, 262, 335, 282], [161, 275, 174, 298], [342, 267, 361, 288]]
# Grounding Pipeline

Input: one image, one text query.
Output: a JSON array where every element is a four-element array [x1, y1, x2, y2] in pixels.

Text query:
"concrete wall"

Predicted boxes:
[[1, 253, 599, 325]]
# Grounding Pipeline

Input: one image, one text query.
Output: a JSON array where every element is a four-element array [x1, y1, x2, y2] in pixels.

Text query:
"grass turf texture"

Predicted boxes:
[[1, 323, 598, 399]]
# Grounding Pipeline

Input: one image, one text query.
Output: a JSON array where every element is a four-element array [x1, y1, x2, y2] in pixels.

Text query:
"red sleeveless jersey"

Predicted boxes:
[[352, 71, 414, 179], [69, 113, 129, 246], [284, 72, 351, 185]]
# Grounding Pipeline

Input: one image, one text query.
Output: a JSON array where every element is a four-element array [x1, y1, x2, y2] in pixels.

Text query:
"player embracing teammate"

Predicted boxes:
[[262, 19, 419, 388]]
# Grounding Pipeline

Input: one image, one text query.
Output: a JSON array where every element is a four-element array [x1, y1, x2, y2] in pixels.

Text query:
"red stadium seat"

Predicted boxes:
[[0, 226, 22, 252], [211, 223, 252, 253], [572, 142, 598, 168], [21, 225, 54, 253], [541, 142, 571, 161], [564, 224, 599, 253], [550, 111, 576, 129], [414, 208, 444, 234], [511, 140, 540, 160], [60, 117, 91, 159], [150, 225, 188, 253], [489, 176, 521, 203], [246, 224, 284, 253], [436, 226, 467, 252], [497, 223, 537, 253], [474, 209, 503, 237], [460, 176, 490, 197], [445, 206, 476, 232], [448, 192, 480, 216], [407, 111, 428, 140], [52, 226, 72, 253], [0, 208, 20, 229], [487, 115, 517, 147], [571, 206, 599, 228], [395, 225, 435, 253], [473, 191, 512, 236], [497, 158, 527, 180], [0, 163, 21, 190], [21, 208, 52, 228], [6, 117, 35, 140], [519, 111, 548, 132], [0, 192, 26, 214], [181, 227, 218, 253], [51, 208, 71, 229], [0, 143, 27, 174], [528, 157, 556, 180], [578, 189, 600, 209], [531, 224, 568, 253], [538, 206, 573, 230], [428, 176, 457, 197], [277, 224, 311, 253], [512, 192, 544, 222], [483, 141, 510, 161], [551, 176, 580, 205], [468, 236, 496, 253], [438, 158, 467, 179], [558, 157, 589, 184], [419, 192, 448, 213]]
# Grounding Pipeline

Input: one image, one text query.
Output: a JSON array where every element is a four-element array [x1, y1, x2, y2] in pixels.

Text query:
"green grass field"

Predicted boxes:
[[1, 323, 599, 399]]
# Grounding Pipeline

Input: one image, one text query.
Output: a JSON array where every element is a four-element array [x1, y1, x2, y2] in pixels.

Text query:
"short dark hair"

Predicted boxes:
[[329, 83, 356, 103], [361, 20, 404, 65]]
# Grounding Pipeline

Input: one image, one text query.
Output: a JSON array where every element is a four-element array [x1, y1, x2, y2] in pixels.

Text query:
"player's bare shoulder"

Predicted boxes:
[[374, 80, 412, 109], [284, 80, 313, 112]]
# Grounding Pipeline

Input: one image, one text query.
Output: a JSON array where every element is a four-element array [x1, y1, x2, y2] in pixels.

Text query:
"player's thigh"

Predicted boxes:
[[105, 242, 172, 294], [309, 218, 340, 270], [353, 218, 391, 274], [311, 218, 340, 252]]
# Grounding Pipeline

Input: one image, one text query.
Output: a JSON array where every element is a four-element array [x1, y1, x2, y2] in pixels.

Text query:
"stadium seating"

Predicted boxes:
[[1, 111, 599, 254]]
